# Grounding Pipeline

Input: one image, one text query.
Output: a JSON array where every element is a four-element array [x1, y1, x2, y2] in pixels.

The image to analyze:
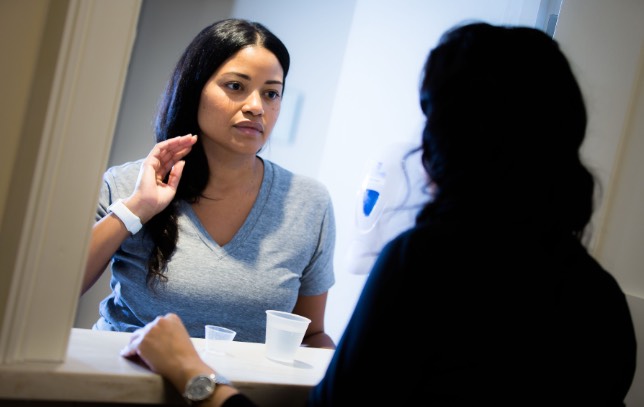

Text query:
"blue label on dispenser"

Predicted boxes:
[[363, 189, 380, 216]]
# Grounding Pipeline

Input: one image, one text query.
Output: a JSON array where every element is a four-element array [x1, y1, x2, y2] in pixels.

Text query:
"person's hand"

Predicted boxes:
[[120, 313, 212, 392], [125, 134, 198, 223]]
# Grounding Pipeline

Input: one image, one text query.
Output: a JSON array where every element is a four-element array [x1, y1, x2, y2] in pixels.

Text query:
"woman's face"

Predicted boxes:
[[198, 45, 284, 155]]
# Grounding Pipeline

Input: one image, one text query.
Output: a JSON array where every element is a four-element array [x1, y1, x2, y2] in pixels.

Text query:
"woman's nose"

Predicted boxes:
[[242, 91, 264, 116]]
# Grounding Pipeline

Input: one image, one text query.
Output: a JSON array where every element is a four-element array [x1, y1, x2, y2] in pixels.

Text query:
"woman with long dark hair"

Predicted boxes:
[[84, 19, 336, 349]]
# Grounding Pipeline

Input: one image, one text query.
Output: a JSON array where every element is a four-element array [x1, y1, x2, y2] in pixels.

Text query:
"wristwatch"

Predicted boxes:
[[183, 373, 231, 404]]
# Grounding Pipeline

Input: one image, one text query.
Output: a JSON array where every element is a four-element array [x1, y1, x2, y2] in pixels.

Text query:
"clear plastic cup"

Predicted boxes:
[[205, 325, 236, 355], [264, 310, 311, 363]]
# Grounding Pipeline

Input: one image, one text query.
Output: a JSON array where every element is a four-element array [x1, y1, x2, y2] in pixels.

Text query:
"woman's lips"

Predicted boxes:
[[234, 121, 264, 135]]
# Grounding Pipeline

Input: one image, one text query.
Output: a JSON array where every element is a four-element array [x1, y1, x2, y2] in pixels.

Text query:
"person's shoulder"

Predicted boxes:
[[105, 158, 145, 178], [102, 159, 145, 195], [266, 160, 330, 196], [381, 220, 454, 261], [567, 237, 626, 295]]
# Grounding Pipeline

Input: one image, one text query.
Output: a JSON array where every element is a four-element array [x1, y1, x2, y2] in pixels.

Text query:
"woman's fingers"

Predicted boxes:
[[150, 134, 197, 180], [128, 135, 197, 221], [166, 160, 186, 191], [154, 134, 198, 162]]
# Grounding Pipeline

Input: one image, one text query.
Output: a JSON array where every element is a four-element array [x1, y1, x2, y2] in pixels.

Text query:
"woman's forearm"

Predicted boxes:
[[82, 213, 130, 295]]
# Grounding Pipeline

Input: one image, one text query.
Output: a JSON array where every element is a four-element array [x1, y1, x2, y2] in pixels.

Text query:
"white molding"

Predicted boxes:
[[0, 0, 141, 364]]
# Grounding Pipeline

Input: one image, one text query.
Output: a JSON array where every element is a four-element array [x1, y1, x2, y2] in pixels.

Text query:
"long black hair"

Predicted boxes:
[[145, 19, 290, 287], [417, 22, 595, 242]]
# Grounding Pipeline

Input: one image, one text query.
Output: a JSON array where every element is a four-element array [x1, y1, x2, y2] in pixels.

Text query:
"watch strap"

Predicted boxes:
[[107, 199, 142, 235], [213, 372, 232, 386]]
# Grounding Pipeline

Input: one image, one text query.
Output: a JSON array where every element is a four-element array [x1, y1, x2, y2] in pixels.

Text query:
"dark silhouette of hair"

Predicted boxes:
[[145, 19, 290, 287], [417, 22, 595, 242]]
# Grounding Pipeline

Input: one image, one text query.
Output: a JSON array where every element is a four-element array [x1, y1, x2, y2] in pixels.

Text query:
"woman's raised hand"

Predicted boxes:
[[126, 134, 198, 223]]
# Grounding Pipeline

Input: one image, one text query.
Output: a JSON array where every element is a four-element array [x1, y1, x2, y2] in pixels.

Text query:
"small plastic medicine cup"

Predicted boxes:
[[205, 325, 236, 355], [264, 310, 311, 363]]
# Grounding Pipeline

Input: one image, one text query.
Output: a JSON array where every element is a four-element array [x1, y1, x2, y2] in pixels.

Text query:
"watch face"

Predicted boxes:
[[185, 375, 215, 401]]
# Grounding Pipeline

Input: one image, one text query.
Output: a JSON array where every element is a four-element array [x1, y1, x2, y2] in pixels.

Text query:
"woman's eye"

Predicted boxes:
[[265, 90, 281, 100], [226, 82, 242, 91]]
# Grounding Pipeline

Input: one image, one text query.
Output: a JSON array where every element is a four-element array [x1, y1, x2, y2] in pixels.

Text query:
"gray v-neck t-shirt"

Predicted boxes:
[[93, 158, 336, 342]]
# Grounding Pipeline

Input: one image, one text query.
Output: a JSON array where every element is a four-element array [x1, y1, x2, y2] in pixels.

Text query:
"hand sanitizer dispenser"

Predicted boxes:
[[346, 143, 431, 275]]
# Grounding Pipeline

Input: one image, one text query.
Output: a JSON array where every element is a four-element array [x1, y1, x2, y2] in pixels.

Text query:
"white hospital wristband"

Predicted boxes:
[[108, 199, 143, 235]]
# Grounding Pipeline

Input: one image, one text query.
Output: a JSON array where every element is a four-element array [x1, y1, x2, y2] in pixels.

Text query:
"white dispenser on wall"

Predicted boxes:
[[345, 142, 431, 275]]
